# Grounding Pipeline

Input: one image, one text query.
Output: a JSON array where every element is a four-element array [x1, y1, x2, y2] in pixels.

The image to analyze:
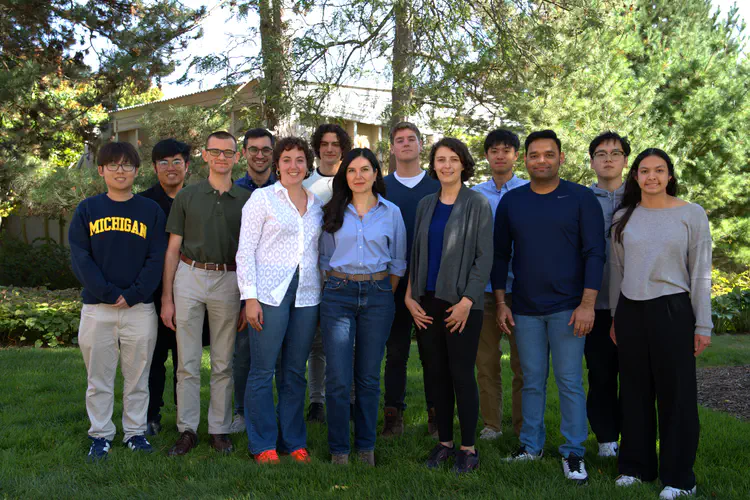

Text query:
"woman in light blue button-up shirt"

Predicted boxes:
[[318, 148, 407, 466]]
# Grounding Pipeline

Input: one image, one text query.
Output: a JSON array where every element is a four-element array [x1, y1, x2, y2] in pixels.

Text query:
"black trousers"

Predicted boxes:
[[420, 293, 482, 447], [584, 309, 621, 443], [383, 280, 435, 411], [147, 297, 211, 422], [615, 292, 699, 490]]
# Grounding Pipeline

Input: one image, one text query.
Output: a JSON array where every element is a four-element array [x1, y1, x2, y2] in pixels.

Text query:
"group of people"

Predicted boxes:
[[69, 119, 712, 499]]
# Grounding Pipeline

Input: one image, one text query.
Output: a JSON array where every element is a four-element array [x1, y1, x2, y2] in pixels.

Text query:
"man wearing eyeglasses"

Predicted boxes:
[[226, 128, 277, 435], [139, 139, 209, 437], [162, 131, 251, 456], [586, 131, 630, 459], [235, 128, 276, 192], [68, 142, 167, 461]]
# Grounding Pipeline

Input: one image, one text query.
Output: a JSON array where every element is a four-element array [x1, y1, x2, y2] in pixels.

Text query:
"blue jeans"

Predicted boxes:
[[320, 275, 395, 455], [514, 310, 587, 457], [244, 273, 319, 454], [233, 325, 250, 415]]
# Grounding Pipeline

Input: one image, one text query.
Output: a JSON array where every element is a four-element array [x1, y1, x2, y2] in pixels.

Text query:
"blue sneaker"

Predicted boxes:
[[87, 436, 112, 462], [125, 435, 154, 453]]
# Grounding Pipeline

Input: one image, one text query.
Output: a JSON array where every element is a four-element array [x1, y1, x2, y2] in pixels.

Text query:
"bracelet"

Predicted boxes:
[[496, 301, 505, 305]]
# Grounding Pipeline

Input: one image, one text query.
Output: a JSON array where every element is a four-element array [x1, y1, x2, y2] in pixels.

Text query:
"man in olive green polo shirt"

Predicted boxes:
[[161, 131, 251, 456]]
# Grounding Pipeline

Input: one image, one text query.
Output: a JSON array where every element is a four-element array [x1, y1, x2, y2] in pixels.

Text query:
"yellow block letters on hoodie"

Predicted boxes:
[[89, 217, 147, 239]]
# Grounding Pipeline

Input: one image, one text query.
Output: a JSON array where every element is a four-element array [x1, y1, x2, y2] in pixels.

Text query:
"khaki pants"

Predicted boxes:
[[78, 302, 158, 442], [174, 261, 240, 434], [476, 293, 523, 435]]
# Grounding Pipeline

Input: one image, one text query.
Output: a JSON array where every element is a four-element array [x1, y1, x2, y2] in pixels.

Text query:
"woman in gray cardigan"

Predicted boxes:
[[404, 137, 493, 474]]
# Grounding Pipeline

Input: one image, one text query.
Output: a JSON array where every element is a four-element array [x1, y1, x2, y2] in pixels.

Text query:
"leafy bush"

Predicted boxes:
[[712, 288, 750, 335], [0, 286, 82, 347], [712, 268, 750, 297], [0, 236, 80, 289]]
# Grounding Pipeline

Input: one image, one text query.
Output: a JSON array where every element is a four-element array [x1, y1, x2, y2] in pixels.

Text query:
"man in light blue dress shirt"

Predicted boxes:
[[471, 129, 529, 440]]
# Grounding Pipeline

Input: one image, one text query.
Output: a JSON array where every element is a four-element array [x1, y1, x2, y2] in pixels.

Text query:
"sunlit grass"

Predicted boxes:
[[0, 335, 748, 498]]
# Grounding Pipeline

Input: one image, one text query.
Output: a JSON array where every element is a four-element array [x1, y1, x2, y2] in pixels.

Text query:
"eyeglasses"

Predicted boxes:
[[104, 163, 136, 172], [593, 150, 625, 160], [246, 146, 273, 156], [156, 159, 186, 169], [206, 148, 237, 158]]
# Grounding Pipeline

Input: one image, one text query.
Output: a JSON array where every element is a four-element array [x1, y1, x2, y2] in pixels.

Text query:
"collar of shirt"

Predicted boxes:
[[484, 174, 525, 194], [273, 181, 317, 212], [200, 179, 246, 198], [590, 182, 625, 198], [149, 182, 172, 202], [345, 194, 387, 218], [236, 172, 277, 191]]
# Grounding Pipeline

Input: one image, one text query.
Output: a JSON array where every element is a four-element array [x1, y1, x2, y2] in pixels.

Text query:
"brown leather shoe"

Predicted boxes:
[[427, 408, 438, 439], [209, 433, 234, 454], [168, 430, 198, 456], [380, 407, 404, 437]]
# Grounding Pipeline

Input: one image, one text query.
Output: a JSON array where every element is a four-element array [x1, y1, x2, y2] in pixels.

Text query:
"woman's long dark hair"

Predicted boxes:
[[322, 148, 387, 233], [611, 148, 678, 243]]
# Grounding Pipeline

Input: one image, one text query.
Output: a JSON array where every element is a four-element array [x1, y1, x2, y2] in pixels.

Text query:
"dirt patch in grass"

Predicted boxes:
[[697, 365, 750, 420]]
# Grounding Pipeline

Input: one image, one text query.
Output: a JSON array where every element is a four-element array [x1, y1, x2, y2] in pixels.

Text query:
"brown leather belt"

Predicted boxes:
[[328, 270, 388, 282], [180, 254, 236, 272]]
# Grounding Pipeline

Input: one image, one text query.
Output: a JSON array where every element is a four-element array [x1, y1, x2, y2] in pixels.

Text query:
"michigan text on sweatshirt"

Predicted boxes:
[[69, 193, 167, 306]]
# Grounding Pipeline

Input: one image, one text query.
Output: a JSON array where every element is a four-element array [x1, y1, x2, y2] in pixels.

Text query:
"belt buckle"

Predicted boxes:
[[206, 262, 219, 271]]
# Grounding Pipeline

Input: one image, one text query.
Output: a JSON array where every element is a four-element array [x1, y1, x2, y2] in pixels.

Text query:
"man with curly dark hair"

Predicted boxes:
[[303, 123, 352, 424], [304, 124, 352, 204]]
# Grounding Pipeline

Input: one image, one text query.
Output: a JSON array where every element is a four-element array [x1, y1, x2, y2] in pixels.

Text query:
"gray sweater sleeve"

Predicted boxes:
[[462, 197, 494, 306], [688, 208, 713, 337]]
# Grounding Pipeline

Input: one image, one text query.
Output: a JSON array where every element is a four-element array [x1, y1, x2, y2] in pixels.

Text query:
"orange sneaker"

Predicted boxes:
[[290, 448, 311, 463], [255, 450, 280, 464]]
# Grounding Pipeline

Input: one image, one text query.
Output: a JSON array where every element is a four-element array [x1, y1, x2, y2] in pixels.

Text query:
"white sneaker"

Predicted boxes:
[[615, 475, 642, 487], [561, 454, 588, 484], [479, 427, 503, 440], [228, 413, 246, 434], [505, 446, 543, 462], [598, 441, 619, 457], [659, 486, 696, 499]]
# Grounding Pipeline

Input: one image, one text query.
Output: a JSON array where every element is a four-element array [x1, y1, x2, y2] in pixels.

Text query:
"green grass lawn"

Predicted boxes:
[[0, 335, 748, 499]]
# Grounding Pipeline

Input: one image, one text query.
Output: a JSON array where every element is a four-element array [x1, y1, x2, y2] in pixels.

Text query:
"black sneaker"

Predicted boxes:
[[562, 454, 588, 484], [425, 443, 455, 469], [146, 420, 162, 436], [453, 449, 480, 474], [505, 445, 543, 462], [306, 402, 326, 424]]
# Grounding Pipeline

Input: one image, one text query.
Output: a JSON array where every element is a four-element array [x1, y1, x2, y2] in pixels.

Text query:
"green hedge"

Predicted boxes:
[[0, 284, 747, 350], [0, 236, 79, 289], [0, 286, 82, 347]]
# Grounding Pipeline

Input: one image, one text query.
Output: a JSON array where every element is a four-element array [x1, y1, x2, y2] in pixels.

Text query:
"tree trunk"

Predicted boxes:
[[259, 0, 290, 131], [389, 0, 415, 173]]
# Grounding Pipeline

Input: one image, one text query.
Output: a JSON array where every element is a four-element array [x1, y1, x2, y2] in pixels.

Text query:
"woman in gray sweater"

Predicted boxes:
[[404, 138, 493, 474], [609, 148, 712, 500]]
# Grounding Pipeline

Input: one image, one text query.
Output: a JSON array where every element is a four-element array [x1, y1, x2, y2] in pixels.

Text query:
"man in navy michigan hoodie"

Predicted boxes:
[[69, 142, 167, 462]]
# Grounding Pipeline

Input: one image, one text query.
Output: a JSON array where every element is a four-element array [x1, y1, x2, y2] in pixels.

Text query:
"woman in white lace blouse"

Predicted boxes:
[[235, 136, 323, 465]]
